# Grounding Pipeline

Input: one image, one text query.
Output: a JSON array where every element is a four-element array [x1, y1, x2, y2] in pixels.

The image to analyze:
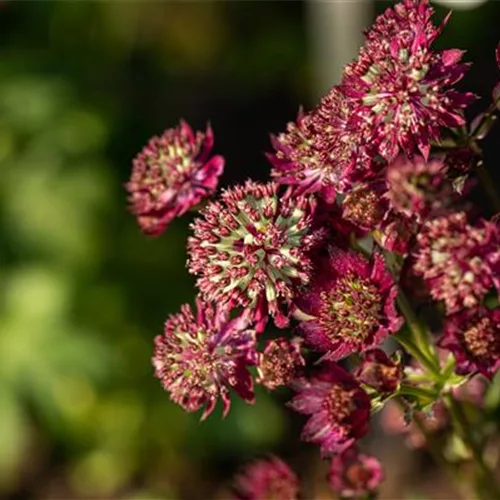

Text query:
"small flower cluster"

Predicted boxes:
[[127, 1, 500, 498]]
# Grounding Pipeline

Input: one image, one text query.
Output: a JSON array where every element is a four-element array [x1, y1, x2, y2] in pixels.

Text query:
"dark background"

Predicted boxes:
[[0, 1, 499, 498]]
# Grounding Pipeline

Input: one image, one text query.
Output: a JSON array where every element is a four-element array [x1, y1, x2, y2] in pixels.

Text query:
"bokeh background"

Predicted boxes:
[[1, 1, 500, 499]]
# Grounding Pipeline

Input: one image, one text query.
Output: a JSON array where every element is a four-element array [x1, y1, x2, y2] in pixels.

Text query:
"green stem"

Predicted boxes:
[[398, 384, 437, 401], [444, 393, 500, 500]]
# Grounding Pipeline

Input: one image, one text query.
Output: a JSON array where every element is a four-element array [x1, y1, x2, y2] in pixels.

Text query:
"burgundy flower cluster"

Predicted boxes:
[[127, 1, 500, 498]]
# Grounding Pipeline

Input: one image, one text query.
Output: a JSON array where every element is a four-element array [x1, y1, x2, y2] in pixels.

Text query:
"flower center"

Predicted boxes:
[[462, 317, 500, 359], [319, 274, 382, 343], [345, 462, 371, 490], [323, 384, 355, 424]]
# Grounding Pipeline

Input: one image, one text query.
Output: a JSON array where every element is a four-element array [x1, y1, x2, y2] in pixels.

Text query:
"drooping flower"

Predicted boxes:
[[268, 110, 336, 201], [439, 307, 500, 379], [328, 447, 384, 499], [296, 248, 402, 361], [341, 0, 474, 161], [233, 456, 300, 500], [187, 181, 321, 330], [152, 298, 257, 420], [386, 155, 452, 221], [126, 120, 224, 235], [256, 338, 305, 390], [354, 349, 403, 394], [288, 363, 371, 456], [413, 212, 500, 313]]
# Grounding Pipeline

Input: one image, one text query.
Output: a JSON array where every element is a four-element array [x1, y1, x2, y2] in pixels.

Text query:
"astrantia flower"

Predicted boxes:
[[341, 0, 474, 161], [296, 249, 402, 360], [288, 363, 371, 456], [234, 456, 299, 500], [386, 155, 452, 221], [127, 120, 224, 235], [268, 110, 336, 201], [328, 447, 384, 499], [188, 181, 321, 329], [413, 212, 500, 313], [256, 338, 305, 390], [354, 349, 403, 394], [439, 307, 500, 379], [152, 298, 257, 420]]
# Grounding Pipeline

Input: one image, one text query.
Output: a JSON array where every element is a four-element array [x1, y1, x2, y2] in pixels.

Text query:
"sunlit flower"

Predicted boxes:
[[127, 120, 224, 235], [234, 456, 299, 500], [341, 0, 474, 161], [328, 447, 384, 499], [296, 249, 402, 360], [256, 338, 305, 390], [413, 212, 500, 313], [288, 363, 371, 456], [152, 298, 257, 420], [354, 349, 403, 394], [188, 181, 321, 330], [439, 307, 500, 379]]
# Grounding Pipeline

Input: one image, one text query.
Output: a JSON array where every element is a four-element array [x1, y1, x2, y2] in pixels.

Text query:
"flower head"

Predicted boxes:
[[127, 120, 224, 235], [234, 456, 299, 500], [256, 338, 305, 390], [188, 181, 321, 330], [413, 212, 500, 313], [288, 363, 371, 456], [296, 249, 402, 360], [342, 0, 474, 161], [328, 447, 384, 499], [354, 349, 403, 394], [152, 298, 257, 420], [439, 307, 500, 379], [268, 110, 336, 201], [386, 155, 452, 221]]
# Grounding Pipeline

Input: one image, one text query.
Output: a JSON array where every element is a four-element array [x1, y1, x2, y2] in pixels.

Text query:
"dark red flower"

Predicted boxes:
[[152, 298, 257, 420], [439, 307, 500, 380], [413, 212, 500, 313], [187, 181, 322, 330], [354, 349, 403, 394], [126, 120, 224, 235], [288, 363, 371, 456], [341, 0, 474, 162], [234, 456, 299, 500], [256, 338, 305, 390], [328, 447, 384, 498], [296, 249, 402, 361]]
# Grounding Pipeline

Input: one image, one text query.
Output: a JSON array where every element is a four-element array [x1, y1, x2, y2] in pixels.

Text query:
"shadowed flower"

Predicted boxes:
[[188, 181, 321, 330], [413, 212, 500, 313], [256, 338, 305, 390], [233, 456, 300, 500], [354, 349, 403, 394], [328, 447, 384, 499], [126, 120, 224, 235], [288, 363, 371, 456], [341, 0, 474, 161], [268, 110, 337, 201], [152, 298, 257, 420], [296, 249, 402, 360], [386, 155, 452, 221], [439, 307, 500, 379]]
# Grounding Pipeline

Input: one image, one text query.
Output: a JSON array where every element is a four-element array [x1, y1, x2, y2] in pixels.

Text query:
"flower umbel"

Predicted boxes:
[[328, 447, 384, 499], [439, 307, 500, 380], [288, 363, 371, 456], [188, 181, 321, 329], [127, 120, 224, 235], [413, 212, 500, 313], [234, 456, 299, 500], [256, 338, 305, 390], [297, 249, 402, 360], [152, 298, 257, 420]]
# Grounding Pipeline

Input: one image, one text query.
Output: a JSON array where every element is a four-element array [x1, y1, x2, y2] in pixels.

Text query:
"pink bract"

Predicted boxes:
[[152, 298, 257, 420], [126, 120, 224, 235]]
